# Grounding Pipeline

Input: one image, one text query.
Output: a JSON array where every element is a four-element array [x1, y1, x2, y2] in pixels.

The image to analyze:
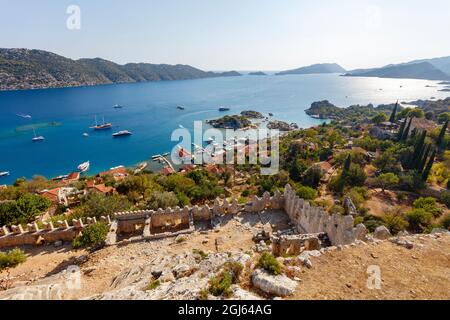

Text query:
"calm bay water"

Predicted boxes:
[[0, 74, 448, 184]]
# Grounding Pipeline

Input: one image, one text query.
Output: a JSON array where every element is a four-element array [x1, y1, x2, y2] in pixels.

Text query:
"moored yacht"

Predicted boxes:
[[91, 116, 112, 130], [113, 130, 133, 137], [0, 171, 10, 177], [77, 161, 90, 173], [32, 128, 45, 142]]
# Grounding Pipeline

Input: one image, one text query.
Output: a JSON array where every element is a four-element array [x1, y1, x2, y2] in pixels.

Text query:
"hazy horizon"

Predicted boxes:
[[1, 0, 450, 71]]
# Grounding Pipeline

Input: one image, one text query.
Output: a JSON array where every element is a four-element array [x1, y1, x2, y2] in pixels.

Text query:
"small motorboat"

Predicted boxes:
[[206, 137, 215, 144], [177, 106, 185, 110], [83, 133, 89, 137], [219, 107, 230, 112], [269, 113, 274, 117], [134, 162, 148, 174], [0, 171, 10, 177], [32, 128, 45, 142], [113, 130, 133, 137], [78, 161, 90, 173], [52, 174, 69, 181], [113, 104, 124, 109]]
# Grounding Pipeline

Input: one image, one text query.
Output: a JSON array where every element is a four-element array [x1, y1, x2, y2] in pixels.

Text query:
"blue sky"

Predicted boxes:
[[1, 0, 449, 70]]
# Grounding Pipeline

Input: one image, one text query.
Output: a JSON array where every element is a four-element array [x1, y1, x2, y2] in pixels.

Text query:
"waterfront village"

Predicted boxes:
[[0, 98, 449, 300]]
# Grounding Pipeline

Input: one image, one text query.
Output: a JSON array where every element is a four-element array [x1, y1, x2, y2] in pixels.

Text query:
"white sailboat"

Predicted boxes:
[[0, 171, 10, 177], [77, 161, 90, 173], [32, 128, 45, 142]]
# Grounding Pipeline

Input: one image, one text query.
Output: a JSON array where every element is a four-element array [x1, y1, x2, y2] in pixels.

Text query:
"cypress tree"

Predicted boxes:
[[419, 143, 431, 172], [389, 101, 398, 123], [410, 128, 418, 140], [412, 130, 427, 169], [422, 148, 436, 182], [401, 117, 413, 141], [343, 154, 352, 173], [436, 119, 448, 148], [397, 118, 406, 141]]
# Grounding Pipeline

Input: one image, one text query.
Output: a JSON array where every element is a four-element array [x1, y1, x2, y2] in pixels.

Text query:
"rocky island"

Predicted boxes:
[[267, 120, 299, 131], [240, 110, 264, 119], [248, 71, 267, 76], [207, 115, 252, 129]]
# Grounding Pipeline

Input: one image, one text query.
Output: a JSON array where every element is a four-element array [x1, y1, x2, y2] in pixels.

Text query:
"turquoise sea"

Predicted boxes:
[[0, 73, 448, 184]]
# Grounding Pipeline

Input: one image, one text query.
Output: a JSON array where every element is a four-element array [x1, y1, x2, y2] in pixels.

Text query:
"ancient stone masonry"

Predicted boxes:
[[0, 185, 366, 249], [0, 216, 111, 249], [282, 184, 367, 246], [272, 233, 325, 257]]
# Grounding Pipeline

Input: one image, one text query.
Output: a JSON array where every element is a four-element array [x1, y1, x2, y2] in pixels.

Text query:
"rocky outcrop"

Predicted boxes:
[[373, 226, 392, 240], [251, 269, 297, 296]]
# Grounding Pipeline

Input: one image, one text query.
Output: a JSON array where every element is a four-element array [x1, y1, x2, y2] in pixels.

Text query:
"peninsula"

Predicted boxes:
[[0, 48, 242, 91]]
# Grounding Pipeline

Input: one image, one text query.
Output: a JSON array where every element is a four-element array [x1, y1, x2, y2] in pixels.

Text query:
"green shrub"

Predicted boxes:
[[382, 214, 409, 234], [144, 279, 161, 291], [208, 270, 233, 297], [363, 215, 384, 233], [207, 261, 244, 297], [413, 197, 442, 218], [241, 190, 250, 197], [223, 261, 244, 283], [72, 222, 109, 249], [198, 288, 209, 300], [330, 204, 345, 215], [354, 216, 364, 226], [405, 209, 433, 233], [257, 252, 281, 275], [441, 214, 450, 230], [0, 248, 26, 271], [296, 185, 318, 200], [441, 191, 450, 208], [193, 249, 208, 259]]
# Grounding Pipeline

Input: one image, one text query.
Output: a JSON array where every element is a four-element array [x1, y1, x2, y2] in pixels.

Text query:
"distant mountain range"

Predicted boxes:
[[0, 48, 242, 91], [344, 56, 450, 81], [276, 63, 347, 76]]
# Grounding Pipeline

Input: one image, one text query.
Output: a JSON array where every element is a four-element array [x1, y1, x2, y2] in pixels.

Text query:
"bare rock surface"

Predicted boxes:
[[252, 269, 297, 296]]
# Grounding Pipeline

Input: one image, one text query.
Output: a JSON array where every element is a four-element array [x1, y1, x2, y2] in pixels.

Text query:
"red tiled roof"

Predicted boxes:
[[205, 164, 225, 175], [316, 161, 332, 173], [161, 167, 175, 176], [41, 188, 60, 203], [99, 166, 128, 177], [67, 172, 80, 181], [88, 183, 115, 194]]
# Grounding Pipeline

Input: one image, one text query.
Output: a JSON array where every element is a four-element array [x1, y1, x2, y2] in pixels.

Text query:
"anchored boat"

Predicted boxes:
[[113, 130, 133, 137], [77, 161, 90, 173], [32, 128, 45, 142], [90, 116, 112, 130], [0, 171, 10, 177]]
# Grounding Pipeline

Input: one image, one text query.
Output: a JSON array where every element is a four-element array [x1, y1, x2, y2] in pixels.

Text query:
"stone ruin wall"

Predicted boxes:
[[0, 184, 367, 249], [282, 184, 367, 245], [0, 216, 111, 249]]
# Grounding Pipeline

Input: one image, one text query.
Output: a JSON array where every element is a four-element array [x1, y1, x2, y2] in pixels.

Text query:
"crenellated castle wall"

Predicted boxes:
[[0, 185, 366, 249]]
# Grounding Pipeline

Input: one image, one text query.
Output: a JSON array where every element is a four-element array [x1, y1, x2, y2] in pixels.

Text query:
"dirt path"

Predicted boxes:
[[289, 234, 450, 300]]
